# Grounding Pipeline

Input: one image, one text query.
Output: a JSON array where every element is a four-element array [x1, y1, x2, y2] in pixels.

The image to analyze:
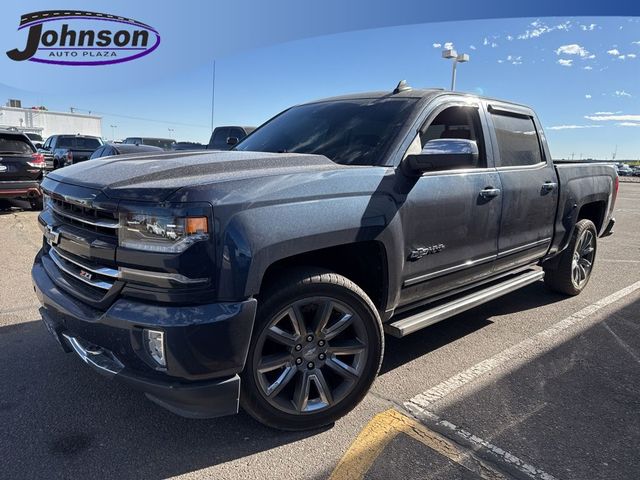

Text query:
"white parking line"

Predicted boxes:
[[405, 281, 640, 411]]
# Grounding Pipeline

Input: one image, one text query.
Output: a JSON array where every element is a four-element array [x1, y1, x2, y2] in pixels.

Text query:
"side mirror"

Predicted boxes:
[[405, 138, 478, 174], [226, 136, 239, 146]]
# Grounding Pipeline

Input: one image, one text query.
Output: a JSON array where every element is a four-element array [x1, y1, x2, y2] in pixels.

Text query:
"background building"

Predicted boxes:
[[0, 99, 102, 139]]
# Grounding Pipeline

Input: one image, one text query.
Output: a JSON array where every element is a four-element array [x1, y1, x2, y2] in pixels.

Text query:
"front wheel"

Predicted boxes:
[[241, 269, 384, 431], [544, 219, 597, 295]]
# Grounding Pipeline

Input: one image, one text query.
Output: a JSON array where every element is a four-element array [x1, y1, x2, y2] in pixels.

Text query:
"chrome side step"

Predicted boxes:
[[384, 269, 545, 338]]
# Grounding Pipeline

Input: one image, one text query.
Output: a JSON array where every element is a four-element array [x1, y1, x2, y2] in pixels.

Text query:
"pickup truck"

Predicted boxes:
[[32, 85, 617, 431], [39, 134, 104, 170], [207, 126, 255, 150]]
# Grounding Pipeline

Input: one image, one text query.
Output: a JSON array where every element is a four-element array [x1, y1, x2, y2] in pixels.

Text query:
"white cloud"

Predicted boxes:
[[444, 42, 454, 50], [593, 111, 621, 115], [557, 59, 573, 67], [580, 23, 597, 31], [483, 37, 489, 46], [547, 125, 602, 130], [556, 44, 590, 57], [628, 53, 637, 59], [617, 122, 640, 127], [432, 43, 442, 48], [614, 90, 632, 97], [491, 42, 498, 48], [469, 45, 476, 50], [583, 66, 593, 70], [585, 94, 592, 99], [607, 48, 621, 56], [507, 35, 513, 41], [497, 59, 504, 64], [585, 114, 640, 121], [633, 41, 640, 45]]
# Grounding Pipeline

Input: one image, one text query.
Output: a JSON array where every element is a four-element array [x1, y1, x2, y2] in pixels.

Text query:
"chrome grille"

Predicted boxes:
[[50, 196, 118, 236], [48, 246, 118, 291]]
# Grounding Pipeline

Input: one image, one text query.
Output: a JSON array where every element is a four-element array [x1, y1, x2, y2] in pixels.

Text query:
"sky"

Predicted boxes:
[[1, 15, 639, 160]]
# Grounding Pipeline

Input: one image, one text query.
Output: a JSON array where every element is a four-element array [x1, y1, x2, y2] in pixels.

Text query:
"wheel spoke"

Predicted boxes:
[[292, 371, 311, 411], [327, 338, 365, 356], [314, 300, 334, 336], [289, 305, 308, 338], [324, 312, 353, 341], [311, 370, 333, 405], [582, 246, 594, 256], [325, 356, 359, 380], [267, 325, 298, 347], [258, 352, 292, 373], [579, 258, 592, 270], [266, 366, 297, 397]]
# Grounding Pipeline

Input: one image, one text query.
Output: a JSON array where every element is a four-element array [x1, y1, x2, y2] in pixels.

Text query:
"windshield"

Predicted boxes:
[[57, 136, 102, 150], [0, 134, 34, 154], [235, 97, 418, 165]]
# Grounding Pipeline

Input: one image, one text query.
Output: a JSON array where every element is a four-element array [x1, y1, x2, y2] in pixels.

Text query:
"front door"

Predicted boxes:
[[398, 102, 502, 307]]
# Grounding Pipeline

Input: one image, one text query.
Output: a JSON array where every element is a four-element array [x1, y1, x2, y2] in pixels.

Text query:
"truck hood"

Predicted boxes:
[[46, 150, 345, 201]]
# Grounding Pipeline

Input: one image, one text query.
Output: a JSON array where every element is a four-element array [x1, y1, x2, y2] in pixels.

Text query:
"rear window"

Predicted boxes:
[[57, 136, 102, 150], [491, 113, 543, 167], [0, 134, 34, 154], [142, 138, 175, 150]]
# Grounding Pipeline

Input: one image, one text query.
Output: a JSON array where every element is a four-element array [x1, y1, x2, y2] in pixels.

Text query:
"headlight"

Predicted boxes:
[[119, 212, 209, 253]]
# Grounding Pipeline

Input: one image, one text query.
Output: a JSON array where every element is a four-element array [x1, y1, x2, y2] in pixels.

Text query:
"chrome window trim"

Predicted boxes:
[[497, 238, 551, 258]]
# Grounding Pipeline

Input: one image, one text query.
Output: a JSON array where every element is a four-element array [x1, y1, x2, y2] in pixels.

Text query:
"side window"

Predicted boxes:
[[417, 106, 486, 168], [43, 137, 51, 149], [210, 128, 230, 148], [491, 113, 543, 167]]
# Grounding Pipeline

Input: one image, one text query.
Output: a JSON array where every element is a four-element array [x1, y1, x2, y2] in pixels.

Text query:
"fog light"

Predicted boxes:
[[144, 329, 166, 367]]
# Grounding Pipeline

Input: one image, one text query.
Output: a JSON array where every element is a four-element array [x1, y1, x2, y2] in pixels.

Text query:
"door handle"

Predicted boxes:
[[480, 187, 501, 198], [542, 181, 558, 192]]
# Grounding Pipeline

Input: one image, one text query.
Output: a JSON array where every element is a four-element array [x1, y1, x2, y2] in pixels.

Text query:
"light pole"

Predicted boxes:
[[110, 124, 117, 141], [442, 49, 470, 91]]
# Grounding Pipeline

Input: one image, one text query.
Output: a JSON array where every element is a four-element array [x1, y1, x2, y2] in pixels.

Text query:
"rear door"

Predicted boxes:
[[0, 133, 38, 181], [486, 103, 559, 272]]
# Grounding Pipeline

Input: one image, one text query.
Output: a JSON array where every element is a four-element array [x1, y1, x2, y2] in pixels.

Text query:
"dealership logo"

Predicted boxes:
[[6, 10, 160, 66]]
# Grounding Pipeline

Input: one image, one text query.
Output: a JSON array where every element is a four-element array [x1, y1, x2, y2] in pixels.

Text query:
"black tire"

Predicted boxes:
[[241, 268, 384, 431], [544, 219, 597, 295], [30, 196, 43, 211]]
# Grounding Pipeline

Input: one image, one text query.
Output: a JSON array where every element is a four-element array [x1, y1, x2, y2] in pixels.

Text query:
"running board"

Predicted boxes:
[[384, 269, 545, 338]]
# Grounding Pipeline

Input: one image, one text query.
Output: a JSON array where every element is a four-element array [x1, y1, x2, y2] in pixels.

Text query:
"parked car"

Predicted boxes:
[[616, 163, 633, 176], [0, 129, 44, 209], [122, 137, 176, 151], [89, 143, 163, 160], [630, 165, 640, 177], [33, 84, 618, 430], [39, 134, 103, 170], [24, 132, 44, 149], [207, 126, 255, 150], [172, 142, 207, 151]]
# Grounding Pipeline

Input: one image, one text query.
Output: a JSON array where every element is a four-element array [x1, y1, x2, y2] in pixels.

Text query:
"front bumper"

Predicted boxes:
[[32, 255, 257, 419], [0, 180, 41, 199]]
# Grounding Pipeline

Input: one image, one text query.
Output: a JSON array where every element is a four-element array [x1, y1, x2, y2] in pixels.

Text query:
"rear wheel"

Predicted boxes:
[[544, 219, 597, 295], [241, 269, 383, 430]]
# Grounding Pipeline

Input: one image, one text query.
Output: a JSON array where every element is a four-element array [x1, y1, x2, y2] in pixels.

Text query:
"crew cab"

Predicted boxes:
[[39, 134, 104, 170], [32, 85, 617, 430], [0, 129, 44, 209]]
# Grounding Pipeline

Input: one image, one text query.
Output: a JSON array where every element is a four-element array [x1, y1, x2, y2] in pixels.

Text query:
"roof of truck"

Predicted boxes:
[[302, 87, 532, 111]]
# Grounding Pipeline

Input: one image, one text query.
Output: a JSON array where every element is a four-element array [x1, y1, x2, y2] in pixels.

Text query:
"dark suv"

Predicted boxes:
[[0, 129, 44, 209]]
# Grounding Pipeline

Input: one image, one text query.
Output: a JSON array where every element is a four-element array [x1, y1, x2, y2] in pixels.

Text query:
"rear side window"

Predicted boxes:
[[0, 134, 35, 154], [56, 136, 102, 150], [491, 113, 543, 167]]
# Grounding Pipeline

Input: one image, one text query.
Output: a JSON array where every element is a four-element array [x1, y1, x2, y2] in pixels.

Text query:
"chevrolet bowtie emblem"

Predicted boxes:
[[44, 225, 60, 246]]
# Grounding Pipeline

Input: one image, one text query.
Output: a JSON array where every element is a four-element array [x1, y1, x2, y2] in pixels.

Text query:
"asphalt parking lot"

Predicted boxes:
[[1, 184, 639, 480]]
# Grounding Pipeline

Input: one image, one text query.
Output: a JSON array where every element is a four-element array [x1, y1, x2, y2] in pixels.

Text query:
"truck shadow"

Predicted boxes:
[[0, 282, 566, 479], [0, 319, 324, 479], [381, 281, 566, 374]]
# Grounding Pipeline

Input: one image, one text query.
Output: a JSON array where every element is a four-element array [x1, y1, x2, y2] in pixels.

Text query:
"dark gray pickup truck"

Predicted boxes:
[[32, 85, 617, 430]]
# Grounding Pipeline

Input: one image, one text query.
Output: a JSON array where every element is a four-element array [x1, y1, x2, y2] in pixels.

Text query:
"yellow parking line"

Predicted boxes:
[[329, 409, 507, 480]]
